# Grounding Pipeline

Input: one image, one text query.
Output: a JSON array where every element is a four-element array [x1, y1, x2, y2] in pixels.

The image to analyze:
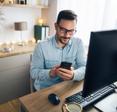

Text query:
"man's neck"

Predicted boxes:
[[57, 41, 66, 48], [55, 37, 66, 48]]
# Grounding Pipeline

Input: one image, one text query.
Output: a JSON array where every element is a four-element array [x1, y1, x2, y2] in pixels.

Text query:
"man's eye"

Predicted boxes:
[[60, 28, 65, 30]]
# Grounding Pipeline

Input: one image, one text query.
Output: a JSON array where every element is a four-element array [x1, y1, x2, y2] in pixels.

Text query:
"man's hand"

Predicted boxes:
[[57, 67, 74, 80], [49, 65, 60, 77]]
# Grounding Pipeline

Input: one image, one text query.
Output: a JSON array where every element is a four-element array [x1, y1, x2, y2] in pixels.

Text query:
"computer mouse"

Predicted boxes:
[[48, 93, 60, 105]]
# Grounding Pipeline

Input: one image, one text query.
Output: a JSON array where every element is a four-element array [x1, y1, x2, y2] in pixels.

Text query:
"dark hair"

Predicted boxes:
[[56, 10, 77, 24]]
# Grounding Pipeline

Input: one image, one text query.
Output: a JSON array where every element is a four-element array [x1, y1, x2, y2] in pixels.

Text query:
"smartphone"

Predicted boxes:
[[60, 61, 72, 70]]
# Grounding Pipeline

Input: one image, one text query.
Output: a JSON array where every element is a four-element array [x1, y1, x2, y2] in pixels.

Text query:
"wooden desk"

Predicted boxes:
[[19, 81, 98, 112]]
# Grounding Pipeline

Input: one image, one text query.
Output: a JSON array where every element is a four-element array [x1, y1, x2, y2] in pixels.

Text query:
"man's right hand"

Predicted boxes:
[[49, 65, 60, 77]]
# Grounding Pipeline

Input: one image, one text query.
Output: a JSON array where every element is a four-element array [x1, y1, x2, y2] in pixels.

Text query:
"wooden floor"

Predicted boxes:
[[0, 99, 20, 112]]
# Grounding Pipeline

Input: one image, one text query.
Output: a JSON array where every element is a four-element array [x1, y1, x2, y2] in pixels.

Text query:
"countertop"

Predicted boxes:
[[0, 42, 36, 58]]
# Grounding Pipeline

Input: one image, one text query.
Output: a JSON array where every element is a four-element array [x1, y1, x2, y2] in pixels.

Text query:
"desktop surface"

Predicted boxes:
[[19, 81, 99, 112]]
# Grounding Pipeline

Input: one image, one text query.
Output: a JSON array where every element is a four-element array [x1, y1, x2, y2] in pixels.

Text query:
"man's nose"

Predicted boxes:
[[64, 32, 71, 37]]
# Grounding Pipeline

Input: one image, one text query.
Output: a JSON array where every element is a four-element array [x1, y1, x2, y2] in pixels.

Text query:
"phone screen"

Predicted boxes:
[[60, 61, 72, 70]]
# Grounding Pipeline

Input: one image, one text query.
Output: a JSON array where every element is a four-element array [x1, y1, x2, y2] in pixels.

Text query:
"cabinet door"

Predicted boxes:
[[0, 53, 31, 104]]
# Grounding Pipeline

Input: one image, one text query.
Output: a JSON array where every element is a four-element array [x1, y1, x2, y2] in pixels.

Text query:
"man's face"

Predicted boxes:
[[55, 19, 77, 45]]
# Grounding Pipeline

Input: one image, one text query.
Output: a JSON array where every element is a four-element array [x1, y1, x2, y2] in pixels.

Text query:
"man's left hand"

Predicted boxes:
[[57, 67, 74, 80]]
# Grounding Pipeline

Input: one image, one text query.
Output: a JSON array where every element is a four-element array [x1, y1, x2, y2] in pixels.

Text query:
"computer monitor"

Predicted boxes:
[[82, 30, 117, 97]]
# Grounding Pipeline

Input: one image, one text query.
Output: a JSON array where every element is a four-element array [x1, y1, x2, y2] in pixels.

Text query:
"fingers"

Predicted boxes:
[[49, 65, 60, 77], [50, 65, 74, 80], [57, 68, 74, 80], [54, 64, 60, 68], [58, 72, 71, 80]]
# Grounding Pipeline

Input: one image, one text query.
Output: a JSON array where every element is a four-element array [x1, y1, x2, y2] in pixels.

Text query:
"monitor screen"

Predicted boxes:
[[82, 30, 117, 97]]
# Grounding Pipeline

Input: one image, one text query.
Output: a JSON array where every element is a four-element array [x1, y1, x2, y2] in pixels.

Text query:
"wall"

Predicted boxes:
[[57, 0, 117, 46], [1, 0, 117, 45], [42, 0, 57, 35], [0, 0, 57, 43], [101, 0, 117, 30], [0, 6, 41, 43]]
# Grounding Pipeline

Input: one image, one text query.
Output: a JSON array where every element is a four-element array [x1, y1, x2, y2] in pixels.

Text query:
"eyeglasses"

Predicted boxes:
[[58, 25, 76, 35]]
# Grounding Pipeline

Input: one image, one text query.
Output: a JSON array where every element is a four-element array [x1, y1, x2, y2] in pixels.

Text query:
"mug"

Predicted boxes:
[[62, 102, 82, 112]]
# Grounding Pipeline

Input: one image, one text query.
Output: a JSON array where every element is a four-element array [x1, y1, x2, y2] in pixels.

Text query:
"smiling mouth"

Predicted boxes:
[[63, 38, 70, 41], [62, 37, 70, 39]]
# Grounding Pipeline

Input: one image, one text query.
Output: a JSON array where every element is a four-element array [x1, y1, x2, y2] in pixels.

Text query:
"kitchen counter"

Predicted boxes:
[[0, 42, 36, 58], [0, 42, 36, 103]]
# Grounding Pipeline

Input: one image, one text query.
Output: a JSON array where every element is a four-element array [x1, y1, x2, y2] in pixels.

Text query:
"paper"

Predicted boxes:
[[94, 93, 117, 112]]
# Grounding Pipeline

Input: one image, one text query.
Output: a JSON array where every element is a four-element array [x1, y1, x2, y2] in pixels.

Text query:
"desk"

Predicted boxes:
[[19, 81, 98, 112]]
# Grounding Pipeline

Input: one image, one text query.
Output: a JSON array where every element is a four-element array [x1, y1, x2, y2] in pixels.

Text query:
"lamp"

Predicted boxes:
[[14, 21, 27, 46], [38, 18, 44, 26]]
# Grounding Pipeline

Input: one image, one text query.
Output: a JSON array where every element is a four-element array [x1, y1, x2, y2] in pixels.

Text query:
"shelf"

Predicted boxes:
[[1, 4, 48, 9]]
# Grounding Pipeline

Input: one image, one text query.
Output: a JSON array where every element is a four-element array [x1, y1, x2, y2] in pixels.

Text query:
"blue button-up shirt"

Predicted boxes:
[[30, 35, 86, 90]]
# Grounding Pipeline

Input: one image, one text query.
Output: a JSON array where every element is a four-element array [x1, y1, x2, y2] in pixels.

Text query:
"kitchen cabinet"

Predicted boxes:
[[0, 53, 32, 104]]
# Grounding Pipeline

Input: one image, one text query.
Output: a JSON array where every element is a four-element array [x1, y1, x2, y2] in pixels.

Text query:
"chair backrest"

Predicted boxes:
[[30, 54, 36, 92]]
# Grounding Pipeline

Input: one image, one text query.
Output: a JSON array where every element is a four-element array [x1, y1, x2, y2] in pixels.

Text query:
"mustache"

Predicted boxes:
[[61, 37, 70, 39]]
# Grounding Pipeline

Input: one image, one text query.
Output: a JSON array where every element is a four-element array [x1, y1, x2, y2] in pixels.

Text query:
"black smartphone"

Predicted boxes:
[[60, 61, 72, 70]]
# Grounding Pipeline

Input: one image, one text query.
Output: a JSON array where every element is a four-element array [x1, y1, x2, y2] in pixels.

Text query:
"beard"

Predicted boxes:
[[58, 36, 71, 45]]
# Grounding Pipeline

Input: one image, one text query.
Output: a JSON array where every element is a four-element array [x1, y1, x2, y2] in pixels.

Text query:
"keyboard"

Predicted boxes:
[[65, 84, 115, 108]]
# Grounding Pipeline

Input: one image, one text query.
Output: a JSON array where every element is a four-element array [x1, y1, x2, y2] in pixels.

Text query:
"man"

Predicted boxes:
[[30, 10, 86, 91]]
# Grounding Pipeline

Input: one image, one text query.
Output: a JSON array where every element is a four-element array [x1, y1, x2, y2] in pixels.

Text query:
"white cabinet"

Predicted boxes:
[[0, 53, 31, 104]]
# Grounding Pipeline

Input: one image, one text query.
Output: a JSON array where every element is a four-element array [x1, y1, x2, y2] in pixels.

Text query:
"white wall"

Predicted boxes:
[[0, 0, 57, 43], [56, 0, 107, 46], [101, 0, 117, 30], [1, 0, 117, 45], [42, 0, 57, 35], [0, 6, 41, 43]]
